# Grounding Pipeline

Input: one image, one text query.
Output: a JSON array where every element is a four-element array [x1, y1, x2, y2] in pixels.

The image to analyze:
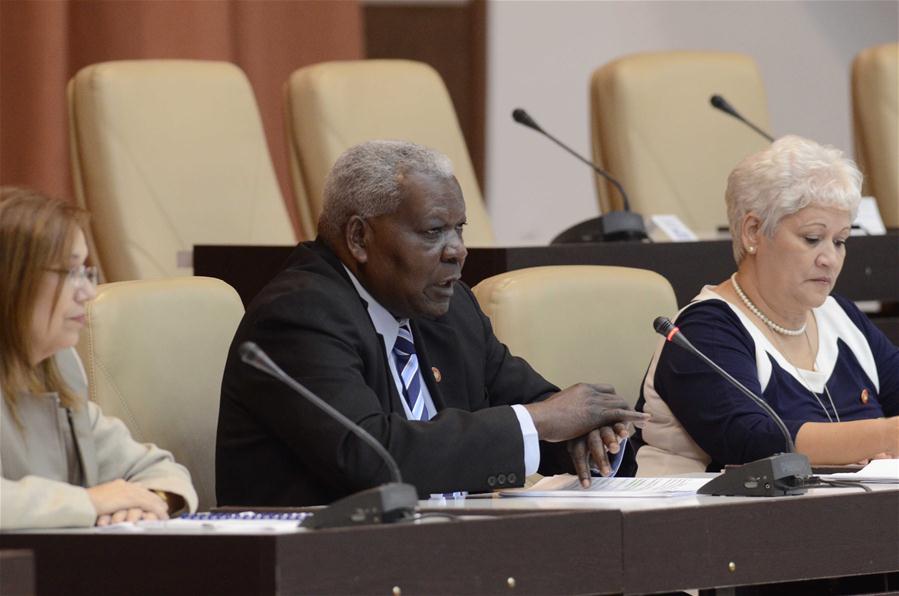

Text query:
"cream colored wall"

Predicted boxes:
[[484, 0, 898, 245]]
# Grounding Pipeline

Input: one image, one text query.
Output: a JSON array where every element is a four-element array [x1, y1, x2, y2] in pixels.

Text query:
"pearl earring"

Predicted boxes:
[[747, 246, 756, 254]]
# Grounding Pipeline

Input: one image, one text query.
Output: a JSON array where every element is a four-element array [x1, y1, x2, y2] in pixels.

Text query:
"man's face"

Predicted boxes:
[[356, 171, 467, 319]]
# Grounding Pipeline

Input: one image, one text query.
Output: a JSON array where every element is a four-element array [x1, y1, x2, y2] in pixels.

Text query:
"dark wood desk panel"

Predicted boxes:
[[622, 489, 899, 594], [0, 510, 621, 596], [458, 233, 899, 306], [194, 232, 899, 343], [3, 491, 898, 595], [195, 234, 898, 308], [193, 244, 295, 307], [0, 549, 34, 596]]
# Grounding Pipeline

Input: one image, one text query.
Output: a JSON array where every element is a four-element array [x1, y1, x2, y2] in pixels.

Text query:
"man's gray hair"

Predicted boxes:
[[725, 134, 862, 264], [317, 140, 455, 243]]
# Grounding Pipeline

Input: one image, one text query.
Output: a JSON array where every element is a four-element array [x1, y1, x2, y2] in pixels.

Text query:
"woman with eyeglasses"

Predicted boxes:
[[1, 187, 197, 529]]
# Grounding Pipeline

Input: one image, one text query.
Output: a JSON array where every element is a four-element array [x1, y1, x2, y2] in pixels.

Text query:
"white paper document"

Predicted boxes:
[[853, 197, 887, 235], [821, 459, 899, 484], [96, 512, 308, 533], [500, 474, 709, 498]]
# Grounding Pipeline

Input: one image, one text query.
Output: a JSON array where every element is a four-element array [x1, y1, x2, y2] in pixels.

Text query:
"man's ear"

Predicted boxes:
[[345, 215, 369, 264]]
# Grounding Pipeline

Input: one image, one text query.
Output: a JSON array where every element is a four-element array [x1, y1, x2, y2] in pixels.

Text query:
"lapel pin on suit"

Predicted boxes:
[[431, 367, 442, 383]]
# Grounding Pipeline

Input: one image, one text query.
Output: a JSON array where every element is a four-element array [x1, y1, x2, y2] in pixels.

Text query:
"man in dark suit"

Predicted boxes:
[[216, 140, 646, 506]]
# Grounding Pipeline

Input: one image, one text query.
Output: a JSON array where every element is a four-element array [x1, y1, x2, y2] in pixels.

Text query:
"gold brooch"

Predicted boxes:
[[860, 388, 869, 404], [432, 367, 442, 383]]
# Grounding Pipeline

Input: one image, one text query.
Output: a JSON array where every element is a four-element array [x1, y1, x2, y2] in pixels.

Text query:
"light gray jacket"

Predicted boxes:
[[1, 348, 197, 529]]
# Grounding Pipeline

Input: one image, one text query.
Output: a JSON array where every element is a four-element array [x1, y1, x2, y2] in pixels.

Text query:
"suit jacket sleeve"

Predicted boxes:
[[87, 400, 198, 514], [450, 283, 574, 477]]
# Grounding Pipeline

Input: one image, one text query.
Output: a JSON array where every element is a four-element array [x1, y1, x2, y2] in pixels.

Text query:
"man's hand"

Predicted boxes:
[[524, 383, 648, 441], [567, 422, 630, 484], [524, 383, 649, 487]]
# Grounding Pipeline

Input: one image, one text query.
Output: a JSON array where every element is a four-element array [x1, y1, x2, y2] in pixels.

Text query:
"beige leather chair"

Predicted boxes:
[[284, 59, 494, 245], [472, 266, 678, 408], [590, 51, 771, 234], [68, 60, 295, 282], [76, 277, 244, 510], [852, 43, 899, 227]]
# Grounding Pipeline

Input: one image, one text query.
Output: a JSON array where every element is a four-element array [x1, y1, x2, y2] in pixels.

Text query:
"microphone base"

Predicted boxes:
[[698, 453, 813, 497], [301, 482, 418, 529], [551, 211, 648, 244]]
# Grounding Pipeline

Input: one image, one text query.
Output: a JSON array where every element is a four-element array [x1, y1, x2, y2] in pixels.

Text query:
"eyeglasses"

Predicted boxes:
[[46, 265, 100, 288]]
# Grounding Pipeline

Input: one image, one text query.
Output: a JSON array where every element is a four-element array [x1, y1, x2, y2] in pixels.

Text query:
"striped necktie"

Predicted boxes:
[[392, 324, 428, 420]]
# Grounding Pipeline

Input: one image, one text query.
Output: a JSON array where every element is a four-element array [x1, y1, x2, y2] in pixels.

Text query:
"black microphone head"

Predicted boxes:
[[653, 316, 676, 337], [512, 108, 542, 132], [709, 94, 739, 118], [239, 341, 260, 364]]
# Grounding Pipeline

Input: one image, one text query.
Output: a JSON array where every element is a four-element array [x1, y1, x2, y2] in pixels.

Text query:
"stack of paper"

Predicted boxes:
[[97, 511, 309, 533], [500, 474, 709, 498], [821, 458, 899, 483]]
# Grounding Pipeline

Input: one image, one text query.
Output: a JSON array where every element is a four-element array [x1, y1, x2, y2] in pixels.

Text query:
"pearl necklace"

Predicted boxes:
[[730, 273, 807, 336]]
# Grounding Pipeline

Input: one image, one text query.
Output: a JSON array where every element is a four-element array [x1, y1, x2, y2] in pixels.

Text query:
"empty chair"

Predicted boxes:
[[472, 265, 678, 408], [68, 60, 295, 281], [284, 59, 494, 245], [76, 277, 245, 510], [590, 51, 771, 234], [852, 42, 898, 227]]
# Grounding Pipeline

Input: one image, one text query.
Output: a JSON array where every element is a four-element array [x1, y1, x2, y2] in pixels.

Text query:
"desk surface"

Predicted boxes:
[[3, 485, 897, 595]]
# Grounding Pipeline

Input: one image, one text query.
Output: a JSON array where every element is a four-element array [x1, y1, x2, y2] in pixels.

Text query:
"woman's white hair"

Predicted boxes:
[[317, 140, 454, 244], [725, 134, 862, 264]]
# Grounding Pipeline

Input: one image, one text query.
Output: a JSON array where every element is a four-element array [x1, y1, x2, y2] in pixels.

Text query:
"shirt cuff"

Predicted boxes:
[[511, 404, 540, 476]]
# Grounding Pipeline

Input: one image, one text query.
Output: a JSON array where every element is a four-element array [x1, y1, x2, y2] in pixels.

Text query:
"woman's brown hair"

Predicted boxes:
[[0, 187, 90, 415]]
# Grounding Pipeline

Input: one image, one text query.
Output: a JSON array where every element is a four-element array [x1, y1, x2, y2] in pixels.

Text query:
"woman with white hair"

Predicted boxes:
[[636, 135, 899, 475]]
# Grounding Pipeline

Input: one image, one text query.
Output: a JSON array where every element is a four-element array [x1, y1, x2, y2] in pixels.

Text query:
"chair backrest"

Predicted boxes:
[[284, 59, 494, 245], [68, 60, 295, 282], [75, 277, 245, 510], [852, 43, 899, 227], [472, 266, 678, 408], [590, 51, 771, 234]]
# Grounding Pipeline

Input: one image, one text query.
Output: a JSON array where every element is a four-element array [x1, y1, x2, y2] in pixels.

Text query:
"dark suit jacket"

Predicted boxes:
[[216, 240, 570, 506]]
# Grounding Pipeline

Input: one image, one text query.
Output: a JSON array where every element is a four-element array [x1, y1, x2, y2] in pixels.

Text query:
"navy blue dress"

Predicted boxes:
[[637, 289, 899, 471]]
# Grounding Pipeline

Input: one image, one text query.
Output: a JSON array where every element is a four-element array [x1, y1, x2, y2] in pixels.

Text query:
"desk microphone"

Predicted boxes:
[[652, 317, 813, 496], [512, 107, 647, 243], [239, 341, 417, 528], [709, 94, 775, 143]]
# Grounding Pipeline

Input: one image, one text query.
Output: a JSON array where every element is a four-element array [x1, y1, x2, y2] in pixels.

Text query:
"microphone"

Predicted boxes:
[[512, 107, 647, 243], [652, 317, 813, 497], [709, 94, 775, 143], [511, 107, 543, 133], [240, 341, 417, 529]]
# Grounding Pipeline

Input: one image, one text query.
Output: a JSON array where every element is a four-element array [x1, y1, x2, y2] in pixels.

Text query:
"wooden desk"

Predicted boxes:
[[194, 232, 899, 343], [0, 549, 34, 596], [3, 487, 896, 595]]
